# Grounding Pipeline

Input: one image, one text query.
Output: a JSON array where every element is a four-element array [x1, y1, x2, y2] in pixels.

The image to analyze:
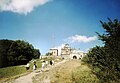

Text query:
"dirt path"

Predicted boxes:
[[8, 60, 66, 83], [33, 60, 81, 83], [13, 71, 39, 83]]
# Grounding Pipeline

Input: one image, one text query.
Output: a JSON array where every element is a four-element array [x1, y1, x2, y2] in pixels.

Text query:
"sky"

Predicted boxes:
[[0, 0, 120, 55]]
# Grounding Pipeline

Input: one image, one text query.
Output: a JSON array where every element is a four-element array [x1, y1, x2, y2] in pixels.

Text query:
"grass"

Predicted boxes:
[[50, 60, 78, 83], [71, 62, 100, 83], [0, 56, 60, 82], [0, 59, 42, 80], [52, 60, 98, 83], [0, 65, 26, 79], [2, 58, 96, 83], [33, 60, 99, 83]]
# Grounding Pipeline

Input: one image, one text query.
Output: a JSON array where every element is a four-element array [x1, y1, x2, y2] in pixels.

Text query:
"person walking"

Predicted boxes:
[[52, 60, 54, 65], [42, 61, 45, 69], [26, 63, 30, 70], [33, 60, 37, 70], [50, 60, 53, 65]]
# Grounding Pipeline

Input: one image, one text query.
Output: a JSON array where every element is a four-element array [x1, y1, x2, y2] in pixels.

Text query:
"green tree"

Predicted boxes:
[[45, 52, 52, 56], [82, 18, 120, 82], [33, 49, 41, 59], [7, 40, 35, 65], [97, 18, 120, 82], [0, 39, 41, 67], [0, 39, 13, 67], [82, 46, 106, 68]]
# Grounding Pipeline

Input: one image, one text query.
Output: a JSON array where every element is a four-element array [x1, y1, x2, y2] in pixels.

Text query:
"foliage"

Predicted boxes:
[[0, 39, 41, 68], [7, 40, 34, 64], [0, 39, 13, 68], [82, 46, 106, 69], [45, 52, 52, 56], [82, 18, 120, 82], [0, 59, 42, 81], [33, 49, 41, 59], [0, 65, 26, 79], [72, 62, 99, 83]]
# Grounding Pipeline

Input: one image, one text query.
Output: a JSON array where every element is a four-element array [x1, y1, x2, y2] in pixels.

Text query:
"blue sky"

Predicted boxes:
[[0, 0, 120, 54]]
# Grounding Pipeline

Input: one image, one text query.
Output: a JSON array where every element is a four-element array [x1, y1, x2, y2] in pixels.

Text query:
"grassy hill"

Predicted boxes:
[[33, 60, 99, 83]]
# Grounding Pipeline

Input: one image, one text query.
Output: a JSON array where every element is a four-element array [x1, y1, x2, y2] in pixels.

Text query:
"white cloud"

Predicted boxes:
[[0, 0, 51, 15], [68, 35, 97, 43]]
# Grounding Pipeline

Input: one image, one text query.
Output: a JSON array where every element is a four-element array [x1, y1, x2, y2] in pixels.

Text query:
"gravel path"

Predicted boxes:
[[9, 60, 66, 83], [33, 60, 81, 83], [13, 71, 39, 83]]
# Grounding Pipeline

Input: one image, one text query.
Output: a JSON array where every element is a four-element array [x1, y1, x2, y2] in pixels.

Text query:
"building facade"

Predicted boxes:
[[50, 48, 58, 56], [49, 44, 86, 59], [61, 44, 86, 59], [61, 44, 71, 59]]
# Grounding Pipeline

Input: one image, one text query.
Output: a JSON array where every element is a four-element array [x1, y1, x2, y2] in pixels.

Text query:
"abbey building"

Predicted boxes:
[[50, 44, 86, 59]]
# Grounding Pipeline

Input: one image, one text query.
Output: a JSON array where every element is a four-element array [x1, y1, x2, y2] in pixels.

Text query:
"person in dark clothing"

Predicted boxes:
[[50, 60, 53, 65]]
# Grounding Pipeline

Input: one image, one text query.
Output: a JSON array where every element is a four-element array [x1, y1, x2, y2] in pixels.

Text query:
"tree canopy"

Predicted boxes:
[[82, 18, 120, 82], [0, 39, 41, 68]]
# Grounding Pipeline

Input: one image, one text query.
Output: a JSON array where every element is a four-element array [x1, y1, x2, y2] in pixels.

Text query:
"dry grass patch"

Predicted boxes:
[[33, 60, 99, 83], [50, 60, 81, 83], [72, 62, 99, 83]]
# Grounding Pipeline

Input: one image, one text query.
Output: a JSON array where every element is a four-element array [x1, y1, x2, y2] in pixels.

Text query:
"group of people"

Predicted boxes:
[[25, 60, 54, 70], [41, 60, 54, 69], [25, 60, 37, 70]]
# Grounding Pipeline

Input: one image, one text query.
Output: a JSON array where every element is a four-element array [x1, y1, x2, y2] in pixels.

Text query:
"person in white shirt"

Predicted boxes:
[[42, 61, 45, 69], [33, 61, 37, 70], [26, 63, 30, 70], [52, 60, 54, 65]]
